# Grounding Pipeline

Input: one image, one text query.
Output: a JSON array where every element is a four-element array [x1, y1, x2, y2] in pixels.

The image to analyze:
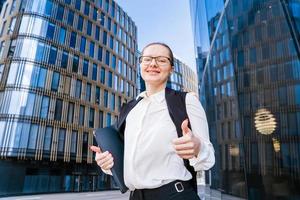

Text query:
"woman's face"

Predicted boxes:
[[140, 44, 173, 87]]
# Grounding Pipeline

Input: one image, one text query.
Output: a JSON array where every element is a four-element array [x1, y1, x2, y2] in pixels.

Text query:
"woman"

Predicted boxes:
[[90, 42, 215, 200]]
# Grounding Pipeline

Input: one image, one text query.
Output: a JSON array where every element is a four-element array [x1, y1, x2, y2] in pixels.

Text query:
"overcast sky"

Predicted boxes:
[[115, 0, 197, 72]]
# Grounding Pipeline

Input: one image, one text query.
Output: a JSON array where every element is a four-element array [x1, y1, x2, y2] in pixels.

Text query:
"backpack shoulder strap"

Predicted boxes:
[[165, 88, 198, 192]]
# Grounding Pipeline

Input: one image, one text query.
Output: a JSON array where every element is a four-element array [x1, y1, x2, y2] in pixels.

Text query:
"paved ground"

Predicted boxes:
[[1, 187, 245, 200]]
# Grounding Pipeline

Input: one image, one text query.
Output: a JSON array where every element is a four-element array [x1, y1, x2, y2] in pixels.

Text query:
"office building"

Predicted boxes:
[[190, 0, 300, 199], [0, 0, 137, 195]]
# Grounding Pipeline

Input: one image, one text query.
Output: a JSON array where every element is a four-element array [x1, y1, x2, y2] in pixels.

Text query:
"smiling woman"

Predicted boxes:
[[91, 43, 215, 200]]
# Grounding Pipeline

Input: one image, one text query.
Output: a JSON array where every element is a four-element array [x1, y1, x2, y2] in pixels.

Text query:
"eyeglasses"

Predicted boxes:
[[139, 56, 171, 66]]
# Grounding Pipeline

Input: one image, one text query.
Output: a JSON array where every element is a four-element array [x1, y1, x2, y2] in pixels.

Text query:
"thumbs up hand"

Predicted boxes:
[[172, 119, 200, 159]]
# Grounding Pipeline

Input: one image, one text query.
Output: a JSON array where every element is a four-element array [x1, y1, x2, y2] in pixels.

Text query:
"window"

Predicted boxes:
[[295, 85, 300, 105], [37, 67, 47, 88], [75, 79, 82, 98], [95, 26, 100, 40], [46, 22, 55, 39], [67, 10, 74, 26], [45, 0, 53, 16], [61, 50, 68, 68], [82, 132, 88, 157], [102, 30, 107, 45], [89, 108, 95, 128], [67, 102, 74, 123], [100, 67, 105, 84], [99, 111, 103, 128], [71, 131, 77, 154], [87, 20, 92, 36], [95, 86, 100, 104], [40, 95, 49, 118], [70, 31, 76, 48], [98, 46, 103, 61], [104, 89, 108, 107], [79, 105, 85, 126], [86, 83, 91, 101], [108, 71, 112, 87], [54, 99, 63, 120], [56, 5, 64, 21], [77, 15, 83, 31], [48, 46, 57, 65], [100, 12, 105, 26], [84, 1, 90, 16], [72, 54, 79, 72], [249, 47, 256, 64], [51, 71, 60, 91], [109, 35, 114, 49], [105, 50, 110, 65], [106, 113, 111, 126], [92, 63, 97, 81], [75, 0, 81, 10], [25, 93, 35, 116], [28, 124, 38, 149], [111, 93, 115, 110], [107, 17, 111, 31], [80, 36, 86, 53], [89, 41, 95, 58], [58, 27, 66, 44], [57, 128, 65, 153], [93, 7, 98, 21], [35, 42, 45, 62], [83, 59, 89, 76], [44, 126, 52, 151], [112, 54, 116, 69]]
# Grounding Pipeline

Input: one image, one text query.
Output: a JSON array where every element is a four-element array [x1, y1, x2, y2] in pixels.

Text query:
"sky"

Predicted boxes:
[[114, 0, 197, 72]]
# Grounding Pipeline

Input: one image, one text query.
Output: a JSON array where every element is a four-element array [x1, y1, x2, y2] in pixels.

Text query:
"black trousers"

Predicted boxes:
[[129, 180, 200, 200]]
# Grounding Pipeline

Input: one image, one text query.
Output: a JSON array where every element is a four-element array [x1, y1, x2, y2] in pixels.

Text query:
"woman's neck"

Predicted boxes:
[[145, 83, 166, 96]]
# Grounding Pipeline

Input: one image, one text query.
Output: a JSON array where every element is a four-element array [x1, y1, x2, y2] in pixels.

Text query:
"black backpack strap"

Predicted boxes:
[[115, 96, 143, 140], [165, 87, 198, 192]]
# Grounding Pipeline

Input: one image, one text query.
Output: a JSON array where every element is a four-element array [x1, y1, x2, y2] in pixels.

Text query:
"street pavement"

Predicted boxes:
[[0, 187, 245, 200]]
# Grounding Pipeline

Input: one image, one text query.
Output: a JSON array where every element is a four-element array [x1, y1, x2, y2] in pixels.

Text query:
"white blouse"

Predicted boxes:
[[123, 89, 215, 191]]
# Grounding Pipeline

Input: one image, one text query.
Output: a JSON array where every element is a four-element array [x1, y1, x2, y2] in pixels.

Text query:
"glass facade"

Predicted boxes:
[[0, 0, 137, 196], [190, 0, 300, 199]]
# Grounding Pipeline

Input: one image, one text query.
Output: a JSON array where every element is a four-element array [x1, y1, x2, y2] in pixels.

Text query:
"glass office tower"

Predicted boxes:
[[0, 0, 137, 195], [190, 0, 300, 199]]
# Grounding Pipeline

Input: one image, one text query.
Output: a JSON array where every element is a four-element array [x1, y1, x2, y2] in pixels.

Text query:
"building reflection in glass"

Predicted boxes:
[[190, 0, 300, 199]]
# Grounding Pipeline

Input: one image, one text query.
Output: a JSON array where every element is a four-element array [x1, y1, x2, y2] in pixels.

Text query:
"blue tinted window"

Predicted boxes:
[[65, 0, 71, 4], [46, 22, 55, 39], [37, 67, 47, 88], [40, 95, 49, 118], [67, 10, 74, 26], [72, 55, 79, 72], [106, 113, 111, 125], [102, 30, 107, 45], [44, 126, 52, 151], [35, 43, 45, 62], [75, 0, 81, 10], [95, 26, 100, 40], [58, 27, 66, 44], [86, 83, 91, 101], [295, 85, 300, 105], [67, 102, 74, 123], [100, 13, 105, 26], [84, 1, 90, 16], [112, 54, 116, 69], [105, 50, 110, 65], [92, 63, 97, 81], [49, 46, 57, 65], [56, 5, 64, 21], [89, 41, 95, 58], [105, 0, 109, 13], [83, 59, 89, 76], [96, 86, 100, 104], [51, 71, 60, 91], [89, 108, 95, 128], [71, 131, 77, 153], [113, 22, 117, 35], [107, 17, 111, 31], [98, 46, 103, 61], [28, 124, 38, 149], [61, 50, 68, 68], [108, 71, 112, 87], [93, 7, 97, 21], [75, 79, 81, 98], [57, 128, 65, 152], [80, 36, 86, 53], [87, 20, 92, 36], [109, 35, 113, 49], [54, 99, 63, 120], [111, 1, 115, 17], [70, 31, 76, 48], [45, 0, 53, 16], [100, 67, 105, 84], [77, 15, 83, 31], [97, 0, 102, 8], [111, 93, 115, 110], [104, 89, 108, 107], [79, 105, 85, 125]]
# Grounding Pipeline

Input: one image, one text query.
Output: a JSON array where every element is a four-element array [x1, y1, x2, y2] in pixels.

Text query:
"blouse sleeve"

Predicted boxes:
[[185, 92, 215, 171]]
